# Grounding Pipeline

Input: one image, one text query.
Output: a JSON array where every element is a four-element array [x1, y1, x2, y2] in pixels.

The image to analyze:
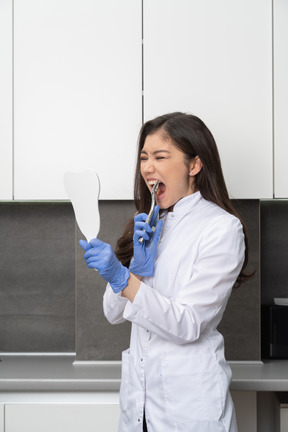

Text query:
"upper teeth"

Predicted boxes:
[[148, 180, 159, 185]]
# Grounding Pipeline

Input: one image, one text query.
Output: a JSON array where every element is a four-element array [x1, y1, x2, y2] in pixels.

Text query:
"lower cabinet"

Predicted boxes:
[[231, 391, 257, 432], [0, 405, 4, 432], [4, 403, 120, 432], [281, 407, 288, 432], [0, 391, 275, 432]]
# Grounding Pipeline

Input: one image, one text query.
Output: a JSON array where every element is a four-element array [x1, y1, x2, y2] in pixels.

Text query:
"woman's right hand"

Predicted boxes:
[[129, 206, 163, 277]]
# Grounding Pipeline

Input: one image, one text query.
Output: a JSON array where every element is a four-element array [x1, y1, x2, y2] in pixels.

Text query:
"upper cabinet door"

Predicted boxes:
[[143, 0, 273, 199], [0, 0, 13, 200], [14, 0, 142, 200], [274, 0, 288, 198]]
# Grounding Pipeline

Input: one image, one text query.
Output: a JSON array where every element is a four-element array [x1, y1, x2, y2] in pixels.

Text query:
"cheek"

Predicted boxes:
[[171, 174, 190, 195], [174, 169, 189, 185]]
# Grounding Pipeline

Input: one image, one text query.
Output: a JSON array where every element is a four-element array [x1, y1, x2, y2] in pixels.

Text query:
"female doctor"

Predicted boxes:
[[80, 112, 251, 432]]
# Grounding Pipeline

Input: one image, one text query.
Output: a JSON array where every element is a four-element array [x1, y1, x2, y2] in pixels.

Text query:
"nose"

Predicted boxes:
[[141, 158, 155, 175]]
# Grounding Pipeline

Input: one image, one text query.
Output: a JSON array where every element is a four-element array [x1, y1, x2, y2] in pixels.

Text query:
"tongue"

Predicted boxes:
[[157, 182, 166, 197]]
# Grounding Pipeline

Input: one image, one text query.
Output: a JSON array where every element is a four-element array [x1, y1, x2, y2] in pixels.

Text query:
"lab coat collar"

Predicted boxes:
[[171, 191, 203, 215]]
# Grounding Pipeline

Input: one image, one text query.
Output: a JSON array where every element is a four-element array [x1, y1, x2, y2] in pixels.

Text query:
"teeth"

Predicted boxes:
[[148, 180, 159, 185]]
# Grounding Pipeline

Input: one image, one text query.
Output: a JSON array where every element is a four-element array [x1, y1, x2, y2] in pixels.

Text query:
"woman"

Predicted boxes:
[[80, 112, 251, 432]]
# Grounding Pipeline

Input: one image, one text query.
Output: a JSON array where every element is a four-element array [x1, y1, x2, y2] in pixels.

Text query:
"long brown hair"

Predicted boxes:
[[115, 112, 253, 286]]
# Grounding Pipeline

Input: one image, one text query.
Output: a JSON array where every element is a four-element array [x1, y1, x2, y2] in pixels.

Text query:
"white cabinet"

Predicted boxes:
[[5, 403, 120, 432], [0, 405, 3, 432], [2, 393, 254, 432], [0, 0, 13, 200], [143, 0, 273, 199], [274, 0, 288, 198], [3, 0, 288, 200], [13, 0, 142, 200]]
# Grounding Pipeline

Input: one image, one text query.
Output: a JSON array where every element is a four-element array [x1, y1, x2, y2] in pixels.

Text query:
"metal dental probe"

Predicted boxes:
[[138, 181, 160, 244]]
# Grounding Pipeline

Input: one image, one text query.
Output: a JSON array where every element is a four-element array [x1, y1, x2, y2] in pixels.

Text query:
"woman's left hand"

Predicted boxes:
[[129, 206, 163, 277], [80, 239, 130, 293]]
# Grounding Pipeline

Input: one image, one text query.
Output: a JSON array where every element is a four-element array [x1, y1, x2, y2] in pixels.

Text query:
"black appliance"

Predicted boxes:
[[262, 305, 288, 359]]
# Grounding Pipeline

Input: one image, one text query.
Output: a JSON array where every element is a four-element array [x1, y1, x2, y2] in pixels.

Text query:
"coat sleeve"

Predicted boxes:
[[122, 215, 245, 344], [103, 283, 129, 324]]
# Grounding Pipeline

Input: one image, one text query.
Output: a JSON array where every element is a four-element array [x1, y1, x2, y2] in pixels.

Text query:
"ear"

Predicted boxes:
[[189, 156, 203, 176]]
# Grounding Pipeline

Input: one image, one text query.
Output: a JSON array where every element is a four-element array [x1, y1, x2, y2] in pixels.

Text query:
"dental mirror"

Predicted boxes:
[[63, 170, 101, 242]]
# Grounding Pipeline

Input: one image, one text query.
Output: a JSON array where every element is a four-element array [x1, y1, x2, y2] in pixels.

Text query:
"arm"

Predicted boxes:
[[122, 216, 245, 344], [103, 274, 141, 324]]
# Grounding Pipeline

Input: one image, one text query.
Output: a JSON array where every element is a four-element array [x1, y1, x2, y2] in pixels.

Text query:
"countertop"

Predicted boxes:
[[1, 354, 288, 393], [0, 354, 120, 392]]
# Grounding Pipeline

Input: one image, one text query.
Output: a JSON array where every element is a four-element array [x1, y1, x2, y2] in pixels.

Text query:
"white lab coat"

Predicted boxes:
[[103, 192, 245, 432]]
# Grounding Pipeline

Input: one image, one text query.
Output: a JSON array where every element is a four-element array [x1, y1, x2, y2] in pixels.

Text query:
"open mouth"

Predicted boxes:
[[148, 180, 166, 199]]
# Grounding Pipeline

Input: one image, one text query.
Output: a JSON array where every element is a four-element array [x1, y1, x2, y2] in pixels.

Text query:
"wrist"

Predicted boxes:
[[121, 272, 142, 302], [130, 272, 143, 281], [109, 265, 130, 294]]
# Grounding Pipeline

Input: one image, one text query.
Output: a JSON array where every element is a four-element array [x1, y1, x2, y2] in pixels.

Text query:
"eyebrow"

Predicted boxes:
[[140, 149, 171, 155]]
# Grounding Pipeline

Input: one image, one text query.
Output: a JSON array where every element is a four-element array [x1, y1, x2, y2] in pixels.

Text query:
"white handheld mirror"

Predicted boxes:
[[63, 170, 101, 242]]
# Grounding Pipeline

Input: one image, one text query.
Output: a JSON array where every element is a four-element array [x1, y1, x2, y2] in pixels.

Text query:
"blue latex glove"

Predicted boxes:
[[129, 205, 163, 277], [79, 238, 130, 294]]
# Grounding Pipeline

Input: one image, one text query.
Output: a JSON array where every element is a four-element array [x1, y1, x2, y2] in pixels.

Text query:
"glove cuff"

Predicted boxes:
[[110, 265, 130, 294], [129, 258, 153, 278]]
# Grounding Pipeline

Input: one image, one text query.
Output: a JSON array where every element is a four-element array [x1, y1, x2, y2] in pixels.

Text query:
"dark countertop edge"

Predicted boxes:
[[0, 381, 121, 392]]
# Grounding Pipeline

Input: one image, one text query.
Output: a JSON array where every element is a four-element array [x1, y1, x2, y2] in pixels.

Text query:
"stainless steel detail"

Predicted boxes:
[[138, 181, 160, 244]]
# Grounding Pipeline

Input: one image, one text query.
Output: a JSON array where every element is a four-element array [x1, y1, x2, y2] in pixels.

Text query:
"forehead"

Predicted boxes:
[[142, 131, 175, 153]]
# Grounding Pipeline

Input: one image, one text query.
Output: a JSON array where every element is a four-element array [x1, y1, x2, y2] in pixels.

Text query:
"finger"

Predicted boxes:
[[151, 219, 163, 245], [83, 244, 104, 260], [84, 239, 110, 258], [134, 212, 148, 223], [134, 221, 153, 234], [85, 257, 101, 267], [133, 229, 150, 242], [149, 205, 160, 228], [85, 251, 108, 265], [79, 239, 90, 251], [89, 238, 105, 248], [86, 261, 101, 270]]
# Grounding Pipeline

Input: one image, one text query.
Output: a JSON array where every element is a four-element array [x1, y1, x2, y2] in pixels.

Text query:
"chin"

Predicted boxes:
[[158, 199, 173, 211]]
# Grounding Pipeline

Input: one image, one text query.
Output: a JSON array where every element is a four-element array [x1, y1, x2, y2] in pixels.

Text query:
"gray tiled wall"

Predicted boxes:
[[219, 199, 260, 360], [0, 199, 261, 360], [0, 203, 75, 352], [75, 201, 134, 360]]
